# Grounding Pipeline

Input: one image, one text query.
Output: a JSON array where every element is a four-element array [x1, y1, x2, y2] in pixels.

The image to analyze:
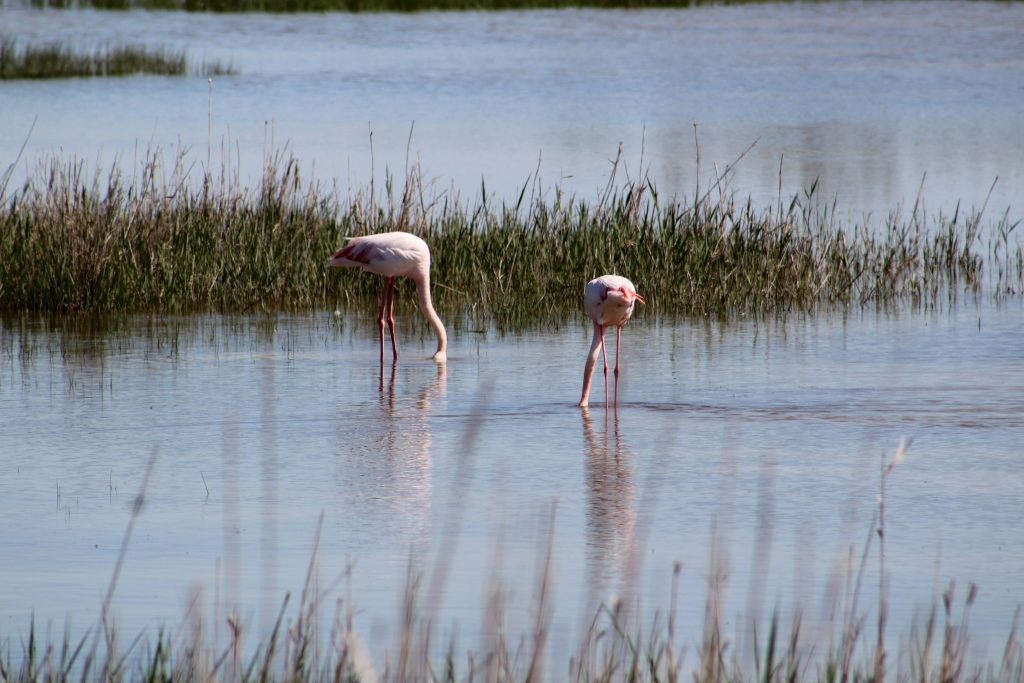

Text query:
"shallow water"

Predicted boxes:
[[2, 301, 1022, 666], [2, 1, 1023, 221]]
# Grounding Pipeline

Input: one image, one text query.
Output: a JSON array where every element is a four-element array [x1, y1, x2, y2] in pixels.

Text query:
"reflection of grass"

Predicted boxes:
[[0, 150, 1020, 325], [0, 39, 235, 79]]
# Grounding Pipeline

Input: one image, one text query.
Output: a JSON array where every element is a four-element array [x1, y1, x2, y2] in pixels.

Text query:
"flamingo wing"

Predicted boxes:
[[328, 232, 429, 278]]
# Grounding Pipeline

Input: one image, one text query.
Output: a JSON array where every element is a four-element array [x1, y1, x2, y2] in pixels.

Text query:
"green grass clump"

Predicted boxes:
[[0, 39, 235, 80], [0, 150, 1020, 327]]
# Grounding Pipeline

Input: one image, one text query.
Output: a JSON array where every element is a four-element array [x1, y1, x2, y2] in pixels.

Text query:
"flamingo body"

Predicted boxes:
[[583, 274, 642, 327], [328, 231, 447, 364], [579, 275, 644, 407], [329, 231, 430, 280]]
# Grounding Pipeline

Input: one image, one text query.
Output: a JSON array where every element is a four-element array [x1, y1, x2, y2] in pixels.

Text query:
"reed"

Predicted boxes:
[[0, 39, 235, 80], [0, 150, 1020, 326]]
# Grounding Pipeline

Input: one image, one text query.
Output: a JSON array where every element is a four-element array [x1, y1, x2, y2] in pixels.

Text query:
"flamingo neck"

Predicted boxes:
[[415, 272, 447, 362]]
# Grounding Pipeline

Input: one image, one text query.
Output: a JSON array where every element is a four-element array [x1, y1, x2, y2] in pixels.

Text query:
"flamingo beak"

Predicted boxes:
[[633, 291, 645, 305]]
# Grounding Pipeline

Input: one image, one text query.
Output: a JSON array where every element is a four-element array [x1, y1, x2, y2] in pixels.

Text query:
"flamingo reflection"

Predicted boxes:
[[580, 405, 636, 618], [337, 363, 447, 546]]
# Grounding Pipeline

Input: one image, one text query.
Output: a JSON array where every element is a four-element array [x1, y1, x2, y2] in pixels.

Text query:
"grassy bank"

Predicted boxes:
[[0, 151, 1020, 326], [0, 39, 235, 79]]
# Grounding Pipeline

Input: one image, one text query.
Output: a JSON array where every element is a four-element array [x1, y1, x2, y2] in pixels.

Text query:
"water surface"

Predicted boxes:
[[2, 2, 1022, 220], [2, 303, 1022, 666]]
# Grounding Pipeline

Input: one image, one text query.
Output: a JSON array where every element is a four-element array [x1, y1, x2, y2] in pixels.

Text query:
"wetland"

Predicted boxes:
[[1, 1, 1022, 680]]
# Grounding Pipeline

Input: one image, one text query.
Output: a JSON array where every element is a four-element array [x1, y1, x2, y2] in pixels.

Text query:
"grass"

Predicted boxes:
[[1, 438, 1022, 682], [6, 578, 1016, 682], [0, 39, 236, 80], [0, 148, 1020, 329]]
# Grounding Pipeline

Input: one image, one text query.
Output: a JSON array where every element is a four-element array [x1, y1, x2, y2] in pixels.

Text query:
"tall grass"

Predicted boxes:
[[0, 149, 1020, 326], [6, 579, 1016, 682], [0, 39, 236, 80]]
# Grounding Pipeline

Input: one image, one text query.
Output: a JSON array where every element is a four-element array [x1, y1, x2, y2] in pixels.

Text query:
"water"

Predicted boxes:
[[1, 2, 1022, 221], [2, 301, 1023, 667], [1, 0, 1023, 670]]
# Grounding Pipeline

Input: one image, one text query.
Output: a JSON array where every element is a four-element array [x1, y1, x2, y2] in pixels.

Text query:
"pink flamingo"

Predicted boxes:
[[328, 231, 447, 364], [578, 275, 645, 407]]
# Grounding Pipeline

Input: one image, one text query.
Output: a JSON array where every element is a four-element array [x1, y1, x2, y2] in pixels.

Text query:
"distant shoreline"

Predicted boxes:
[[6, 0, 854, 14]]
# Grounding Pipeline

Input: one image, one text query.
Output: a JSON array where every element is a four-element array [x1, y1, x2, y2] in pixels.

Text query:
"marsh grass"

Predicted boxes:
[[0, 149, 1020, 328], [0, 39, 235, 79]]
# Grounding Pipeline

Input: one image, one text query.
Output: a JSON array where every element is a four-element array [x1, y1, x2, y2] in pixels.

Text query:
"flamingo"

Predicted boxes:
[[578, 275, 645, 408], [328, 231, 447, 364]]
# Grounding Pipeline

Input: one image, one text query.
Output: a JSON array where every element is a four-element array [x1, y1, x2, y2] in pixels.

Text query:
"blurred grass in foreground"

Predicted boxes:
[[1, 440, 1022, 682], [0, 148, 1020, 330]]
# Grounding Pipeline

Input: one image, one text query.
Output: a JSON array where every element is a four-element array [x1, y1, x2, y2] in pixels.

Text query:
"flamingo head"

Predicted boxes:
[[611, 286, 644, 305]]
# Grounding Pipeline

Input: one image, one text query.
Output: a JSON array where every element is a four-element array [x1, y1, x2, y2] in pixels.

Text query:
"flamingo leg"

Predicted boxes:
[[615, 326, 622, 377], [385, 277, 398, 361], [600, 325, 609, 407], [578, 322, 604, 407], [613, 325, 622, 405], [377, 278, 390, 366]]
